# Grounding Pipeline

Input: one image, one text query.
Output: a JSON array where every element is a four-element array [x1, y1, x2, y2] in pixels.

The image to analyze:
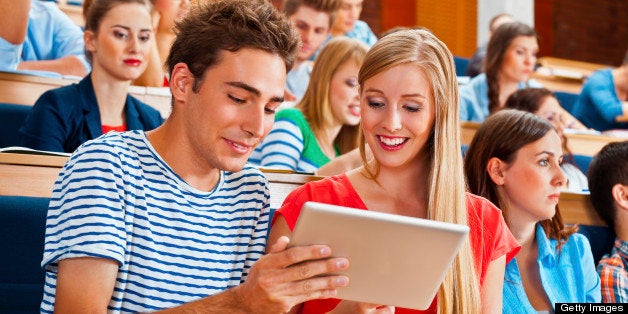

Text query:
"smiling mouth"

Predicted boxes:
[[379, 136, 407, 147]]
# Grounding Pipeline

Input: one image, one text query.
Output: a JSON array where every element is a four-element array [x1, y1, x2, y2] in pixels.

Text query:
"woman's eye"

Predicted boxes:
[[538, 159, 549, 167], [367, 99, 385, 108], [345, 78, 358, 88], [114, 31, 127, 39], [139, 34, 151, 42]]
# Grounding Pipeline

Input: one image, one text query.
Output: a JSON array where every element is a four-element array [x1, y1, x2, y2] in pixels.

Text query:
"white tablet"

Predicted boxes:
[[289, 201, 469, 310]]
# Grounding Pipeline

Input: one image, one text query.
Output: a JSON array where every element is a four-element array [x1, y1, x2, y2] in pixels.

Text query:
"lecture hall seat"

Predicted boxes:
[[0, 103, 31, 148]]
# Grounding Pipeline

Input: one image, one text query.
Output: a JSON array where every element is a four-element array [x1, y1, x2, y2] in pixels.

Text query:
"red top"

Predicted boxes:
[[275, 174, 520, 314], [102, 124, 127, 134]]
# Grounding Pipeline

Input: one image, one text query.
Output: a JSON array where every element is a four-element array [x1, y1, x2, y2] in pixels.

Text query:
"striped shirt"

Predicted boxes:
[[41, 131, 270, 313], [249, 108, 337, 173], [598, 238, 628, 303]]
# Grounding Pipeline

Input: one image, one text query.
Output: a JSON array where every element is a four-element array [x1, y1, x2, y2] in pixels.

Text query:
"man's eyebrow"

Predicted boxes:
[[226, 81, 284, 103]]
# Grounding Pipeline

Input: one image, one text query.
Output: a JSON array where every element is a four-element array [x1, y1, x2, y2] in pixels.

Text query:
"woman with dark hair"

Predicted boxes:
[[459, 22, 541, 122], [20, 0, 163, 153], [505, 88, 589, 192], [464, 110, 600, 312]]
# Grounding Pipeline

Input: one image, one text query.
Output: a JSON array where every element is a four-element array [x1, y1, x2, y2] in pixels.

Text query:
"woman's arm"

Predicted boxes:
[[482, 254, 506, 313]]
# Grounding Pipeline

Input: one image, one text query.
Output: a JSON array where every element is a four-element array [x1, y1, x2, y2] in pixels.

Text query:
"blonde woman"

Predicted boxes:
[[268, 29, 519, 313], [250, 36, 367, 173]]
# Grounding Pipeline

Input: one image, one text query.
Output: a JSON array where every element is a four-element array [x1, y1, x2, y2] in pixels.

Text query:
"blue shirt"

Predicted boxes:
[[310, 20, 377, 61], [0, 1, 89, 73], [286, 62, 313, 104], [41, 131, 270, 312], [573, 69, 628, 131], [459, 73, 542, 122], [503, 224, 601, 313]]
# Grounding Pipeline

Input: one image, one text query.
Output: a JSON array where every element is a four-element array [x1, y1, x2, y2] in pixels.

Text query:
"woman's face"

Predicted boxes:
[[535, 96, 565, 137], [333, 0, 363, 34], [500, 35, 538, 83], [86, 3, 153, 82], [329, 59, 361, 127], [498, 131, 566, 223], [360, 64, 435, 171]]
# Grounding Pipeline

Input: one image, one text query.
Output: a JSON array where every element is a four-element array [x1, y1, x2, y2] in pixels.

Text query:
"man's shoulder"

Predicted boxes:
[[69, 131, 147, 164]]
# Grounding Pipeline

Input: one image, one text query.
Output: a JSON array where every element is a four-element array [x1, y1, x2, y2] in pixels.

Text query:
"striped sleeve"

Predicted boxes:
[[42, 138, 130, 269], [255, 118, 304, 171]]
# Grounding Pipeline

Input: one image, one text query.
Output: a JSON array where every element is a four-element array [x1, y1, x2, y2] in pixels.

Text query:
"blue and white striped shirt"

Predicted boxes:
[[41, 131, 270, 313]]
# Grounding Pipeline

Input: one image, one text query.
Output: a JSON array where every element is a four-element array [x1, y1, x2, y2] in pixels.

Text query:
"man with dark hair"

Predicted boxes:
[[283, 0, 340, 103], [588, 141, 628, 303], [40, 1, 349, 312]]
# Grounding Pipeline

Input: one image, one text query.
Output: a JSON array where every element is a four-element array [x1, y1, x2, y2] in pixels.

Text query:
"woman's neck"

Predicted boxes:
[[316, 123, 343, 159], [90, 68, 132, 126], [497, 77, 520, 109]]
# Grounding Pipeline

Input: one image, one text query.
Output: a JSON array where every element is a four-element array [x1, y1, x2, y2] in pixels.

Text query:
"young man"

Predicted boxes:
[[0, 0, 89, 77], [588, 141, 628, 303], [283, 0, 340, 103], [40, 1, 349, 312]]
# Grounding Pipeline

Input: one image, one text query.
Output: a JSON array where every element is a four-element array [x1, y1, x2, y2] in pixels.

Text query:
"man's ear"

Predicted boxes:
[[611, 184, 628, 211], [170, 63, 192, 100], [487, 157, 506, 186]]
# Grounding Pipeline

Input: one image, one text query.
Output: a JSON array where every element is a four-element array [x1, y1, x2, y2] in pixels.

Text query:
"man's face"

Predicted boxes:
[[182, 48, 286, 172], [289, 6, 331, 61]]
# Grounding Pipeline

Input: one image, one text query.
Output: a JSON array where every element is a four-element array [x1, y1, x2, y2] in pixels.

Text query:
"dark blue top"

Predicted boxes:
[[19, 74, 164, 153]]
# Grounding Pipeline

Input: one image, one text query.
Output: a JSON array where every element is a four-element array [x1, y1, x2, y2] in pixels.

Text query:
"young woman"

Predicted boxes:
[[268, 29, 520, 313], [20, 0, 163, 153], [250, 37, 367, 173], [460, 21, 541, 122], [464, 110, 601, 312], [505, 88, 589, 192]]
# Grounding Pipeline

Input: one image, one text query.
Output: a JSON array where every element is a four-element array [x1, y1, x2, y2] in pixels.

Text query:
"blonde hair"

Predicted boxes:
[[357, 29, 480, 313], [296, 37, 368, 154]]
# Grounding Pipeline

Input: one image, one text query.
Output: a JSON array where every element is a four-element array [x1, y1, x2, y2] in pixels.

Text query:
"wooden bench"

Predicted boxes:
[[531, 57, 611, 94], [0, 71, 172, 118]]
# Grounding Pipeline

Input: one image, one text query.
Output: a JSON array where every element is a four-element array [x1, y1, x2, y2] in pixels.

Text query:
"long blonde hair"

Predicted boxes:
[[358, 29, 481, 313], [296, 37, 368, 154]]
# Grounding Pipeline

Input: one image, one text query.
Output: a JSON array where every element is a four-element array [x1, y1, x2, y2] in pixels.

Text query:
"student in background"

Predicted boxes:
[[269, 29, 519, 313], [464, 109, 601, 312], [283, 0, 340, 102], [588, 141, 628, 303], [460, 22, 542, 122], [331, 0, 377, 47], [250, 37, 367, 173], [573, 51, 628, 131], [40, 0, 349, 312], [19, 0, 163, 154], [466, 13, 514, 78], [0, 0, 89, 77], [505, 88, 589, 192]]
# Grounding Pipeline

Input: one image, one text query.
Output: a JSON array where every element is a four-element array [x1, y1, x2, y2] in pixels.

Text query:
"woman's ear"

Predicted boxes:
[[611, 184, 628, 211], [487, 157, 506, 186], [84, 30, 96, 53]]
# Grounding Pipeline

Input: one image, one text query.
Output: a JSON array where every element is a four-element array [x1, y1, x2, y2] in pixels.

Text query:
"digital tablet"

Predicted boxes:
[[289, 201, 469, 310]]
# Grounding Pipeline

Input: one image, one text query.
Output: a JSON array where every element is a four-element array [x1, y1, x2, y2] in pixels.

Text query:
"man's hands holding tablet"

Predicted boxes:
[[234, 236, 350, 313]]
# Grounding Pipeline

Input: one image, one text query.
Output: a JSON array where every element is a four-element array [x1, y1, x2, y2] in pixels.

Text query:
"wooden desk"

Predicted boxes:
[[262, 169, 323, 209], [57, 1, 84, 27], [559, 192, 605, 227], [0, 71, 172, 118], [461, 120, 622, 156], [538, 57, 610, 78]]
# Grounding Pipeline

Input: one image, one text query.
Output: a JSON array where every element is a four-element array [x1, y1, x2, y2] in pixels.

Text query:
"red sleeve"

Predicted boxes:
[[466, 193, 520, 285]]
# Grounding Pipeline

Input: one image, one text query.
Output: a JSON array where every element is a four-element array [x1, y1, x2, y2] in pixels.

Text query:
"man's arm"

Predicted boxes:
[[53, 235, 349, 313], [0, 0, 30, 44]]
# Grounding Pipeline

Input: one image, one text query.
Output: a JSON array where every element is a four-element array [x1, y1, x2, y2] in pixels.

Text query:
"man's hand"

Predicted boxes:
[[234, 236, 350, 313]]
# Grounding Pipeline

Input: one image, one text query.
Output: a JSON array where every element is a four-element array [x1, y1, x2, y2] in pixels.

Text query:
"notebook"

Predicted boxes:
[[289, 201, 470, 310]]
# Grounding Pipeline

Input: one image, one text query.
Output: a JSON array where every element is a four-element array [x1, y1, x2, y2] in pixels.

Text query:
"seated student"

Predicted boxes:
[[460, 22, 542, 122], [572, 51, 628, 131], [0, 0, 89, 77], [464, 109, 601, 312], [505, 88, 589, 192], [283, 0, 340, 103], [19, 0, 163, 153], [39, 1, 350, 312], [269, 29, 520, 313], [250, 37, 368, 173], [331, 0, 377, 47], [587, 141, 628, 303], [466, 13, 514, 78]]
